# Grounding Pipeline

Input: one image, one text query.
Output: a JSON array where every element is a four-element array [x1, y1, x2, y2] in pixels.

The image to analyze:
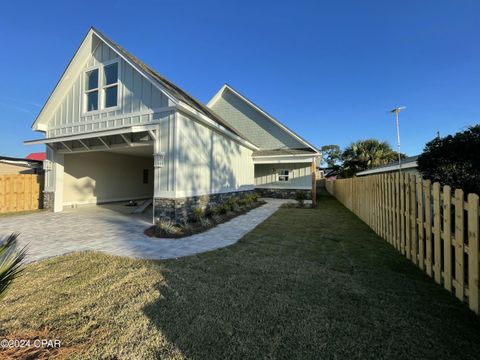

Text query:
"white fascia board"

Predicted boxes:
[[356, 161, 418, 176], [24, 124, 159, 145], [207, 84, 320, 154], [253, 153, 318, 159], [206, 84, 228, 108], [253, 156, 315, 164], [176, 101, 259, 151]]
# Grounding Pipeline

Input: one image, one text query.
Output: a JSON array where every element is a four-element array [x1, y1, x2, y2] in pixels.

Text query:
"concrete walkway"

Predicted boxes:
[[0, 199, 288, 263]]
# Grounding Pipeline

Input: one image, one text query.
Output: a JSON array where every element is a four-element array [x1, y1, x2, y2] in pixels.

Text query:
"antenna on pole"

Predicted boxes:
[[388, 106, 406, 173]]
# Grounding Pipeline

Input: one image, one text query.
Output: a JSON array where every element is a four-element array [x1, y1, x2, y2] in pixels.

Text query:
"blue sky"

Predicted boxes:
[[0, 0, 478, 158]]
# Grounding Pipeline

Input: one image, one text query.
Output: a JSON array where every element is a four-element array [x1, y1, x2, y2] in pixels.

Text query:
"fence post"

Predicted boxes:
[[433, 182, 442, 284], [417, 177, 425, 270], [425, 180, 433, 277], [405, 174, 411, 260], [410, 175, 418, 265], [443, 185, 452, 292], [467, 193, 479, 313], [454, 189, 465, 302]]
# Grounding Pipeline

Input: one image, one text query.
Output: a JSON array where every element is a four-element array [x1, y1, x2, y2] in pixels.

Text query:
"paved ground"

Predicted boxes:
[[0, 199, 288, 263]]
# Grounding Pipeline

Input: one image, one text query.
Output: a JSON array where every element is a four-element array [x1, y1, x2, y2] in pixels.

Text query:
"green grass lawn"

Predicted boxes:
[[1, 191, 480, 359]]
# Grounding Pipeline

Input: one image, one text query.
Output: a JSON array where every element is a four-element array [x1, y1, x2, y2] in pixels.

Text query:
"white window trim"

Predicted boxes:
[[83, 65, 100, 113], [278, 169, 290, 182], [82, 59, 121, 115]]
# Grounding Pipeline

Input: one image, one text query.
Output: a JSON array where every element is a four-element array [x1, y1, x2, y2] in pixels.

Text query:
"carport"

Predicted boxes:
[[26, 124, 159, 213]]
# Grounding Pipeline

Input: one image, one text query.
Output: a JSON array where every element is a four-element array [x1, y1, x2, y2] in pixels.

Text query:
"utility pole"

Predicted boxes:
[[388, 106, 406, 172]]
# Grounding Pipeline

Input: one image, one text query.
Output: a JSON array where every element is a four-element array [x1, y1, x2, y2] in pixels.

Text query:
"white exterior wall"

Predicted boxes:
[[255, 163, 312, 189], [45, 41, 173, 138], [63, 152, 153, 206], [173, 113, 254, 198]]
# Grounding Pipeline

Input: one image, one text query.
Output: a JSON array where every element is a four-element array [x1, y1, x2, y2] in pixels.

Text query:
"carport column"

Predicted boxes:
[[52, 150, 64, 212], [152, 125, 164, 221]]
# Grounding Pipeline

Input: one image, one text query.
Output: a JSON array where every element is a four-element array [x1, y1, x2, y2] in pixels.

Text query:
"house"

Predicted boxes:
[[356, 155, 420, 177], [25, 27, 320, 222], [26, 152, 47, 161], [0, 156, 43, 176]]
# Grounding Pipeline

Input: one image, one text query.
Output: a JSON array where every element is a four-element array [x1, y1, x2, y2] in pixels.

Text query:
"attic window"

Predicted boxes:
[[84, 61, 119, 113], [85, 69, 99, 111], [103, 62, 118, 108]]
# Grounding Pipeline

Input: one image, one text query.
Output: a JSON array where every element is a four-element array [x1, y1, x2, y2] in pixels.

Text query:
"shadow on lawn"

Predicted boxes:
[[141, 192, 480, 359]]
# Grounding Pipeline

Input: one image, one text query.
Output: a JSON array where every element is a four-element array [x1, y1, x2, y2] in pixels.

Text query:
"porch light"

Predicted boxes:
[[154, 152, 165, 168]]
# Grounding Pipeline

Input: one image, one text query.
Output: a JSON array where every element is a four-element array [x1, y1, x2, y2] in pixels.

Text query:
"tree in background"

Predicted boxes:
[[417, 125, 480, 195], [340, 139, 403, 177], [320, 145, 342, 168]]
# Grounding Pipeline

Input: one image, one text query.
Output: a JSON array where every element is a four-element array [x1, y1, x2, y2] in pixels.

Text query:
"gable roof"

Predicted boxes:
[[207, 84, 320, 154], [32, 27, 243, 139]]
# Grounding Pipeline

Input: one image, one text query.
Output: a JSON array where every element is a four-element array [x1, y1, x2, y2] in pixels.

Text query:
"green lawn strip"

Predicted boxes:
[[0, 192, 479, 359]]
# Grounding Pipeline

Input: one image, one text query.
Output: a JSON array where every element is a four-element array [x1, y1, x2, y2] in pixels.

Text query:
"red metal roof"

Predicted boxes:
[[25, 152, 46, 161]]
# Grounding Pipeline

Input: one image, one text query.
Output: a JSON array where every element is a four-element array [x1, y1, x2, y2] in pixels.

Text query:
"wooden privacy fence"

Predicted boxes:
[[326, 174, 480, 314], [0, 174, 43, 213]]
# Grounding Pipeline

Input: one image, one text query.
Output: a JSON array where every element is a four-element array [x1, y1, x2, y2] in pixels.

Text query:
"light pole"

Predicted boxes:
[[388, 106, 406, 172]]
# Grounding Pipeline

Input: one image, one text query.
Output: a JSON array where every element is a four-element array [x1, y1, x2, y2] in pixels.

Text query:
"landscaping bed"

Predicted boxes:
[[145, 194, 265, 238]]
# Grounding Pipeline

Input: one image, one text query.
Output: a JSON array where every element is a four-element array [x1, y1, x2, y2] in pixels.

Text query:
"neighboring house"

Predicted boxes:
[[316, 166, 338, 180], [356, 155, 420, 177], [26, 152, 47, 161], [25, 27, 320, 222], [0, 156, 43, 176]]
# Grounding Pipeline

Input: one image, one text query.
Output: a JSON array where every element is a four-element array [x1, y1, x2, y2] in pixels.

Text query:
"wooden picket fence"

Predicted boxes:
[[0, 174, 43, 213], [326, 173, 480, 314]]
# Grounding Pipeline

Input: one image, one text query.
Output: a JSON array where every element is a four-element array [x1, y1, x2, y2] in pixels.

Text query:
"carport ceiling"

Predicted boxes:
[[106, 146, 153, 157]]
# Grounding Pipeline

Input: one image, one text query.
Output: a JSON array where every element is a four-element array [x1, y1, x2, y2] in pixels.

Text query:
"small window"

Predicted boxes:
[[278, 170, 289, 182], [104, 63, 118, 85], [84, 69, 99, 112], [104, 86, 118, 108], [143, 169, 149, 184], [86, 91, 98, 111], [85, 69, 98, 90], [103, 62, 118, 108]]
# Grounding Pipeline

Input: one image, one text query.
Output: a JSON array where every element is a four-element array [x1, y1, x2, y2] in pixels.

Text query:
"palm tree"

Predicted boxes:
[[340, 139, 402, 177], [0, 233, 26, 299]]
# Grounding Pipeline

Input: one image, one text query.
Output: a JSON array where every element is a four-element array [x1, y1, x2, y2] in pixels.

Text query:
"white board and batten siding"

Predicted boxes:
[[45, 42, 174, 138], [171, 113, 255, 198], [255, 163, 312, 190]]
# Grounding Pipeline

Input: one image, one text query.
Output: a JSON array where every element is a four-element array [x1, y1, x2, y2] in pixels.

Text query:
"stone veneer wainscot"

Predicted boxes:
[[154, 190, 256, 223]]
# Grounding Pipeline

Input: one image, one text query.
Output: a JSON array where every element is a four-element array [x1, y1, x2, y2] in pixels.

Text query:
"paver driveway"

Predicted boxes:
[[0, 199, 287, 263]]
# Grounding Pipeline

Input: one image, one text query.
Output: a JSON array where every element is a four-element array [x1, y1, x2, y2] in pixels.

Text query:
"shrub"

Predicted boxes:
[[417, 125, 480, 195], [155, 218, 179, 235], [226, 197, 239, 212], [295, 191, 307, 207], [193, 207, 206, 221], [237, 197, 248, 207], [200, 217, 211, 228], [210, 205, 223, 216], [0, 233, 26, 299], [250, 193, 260, 202]]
